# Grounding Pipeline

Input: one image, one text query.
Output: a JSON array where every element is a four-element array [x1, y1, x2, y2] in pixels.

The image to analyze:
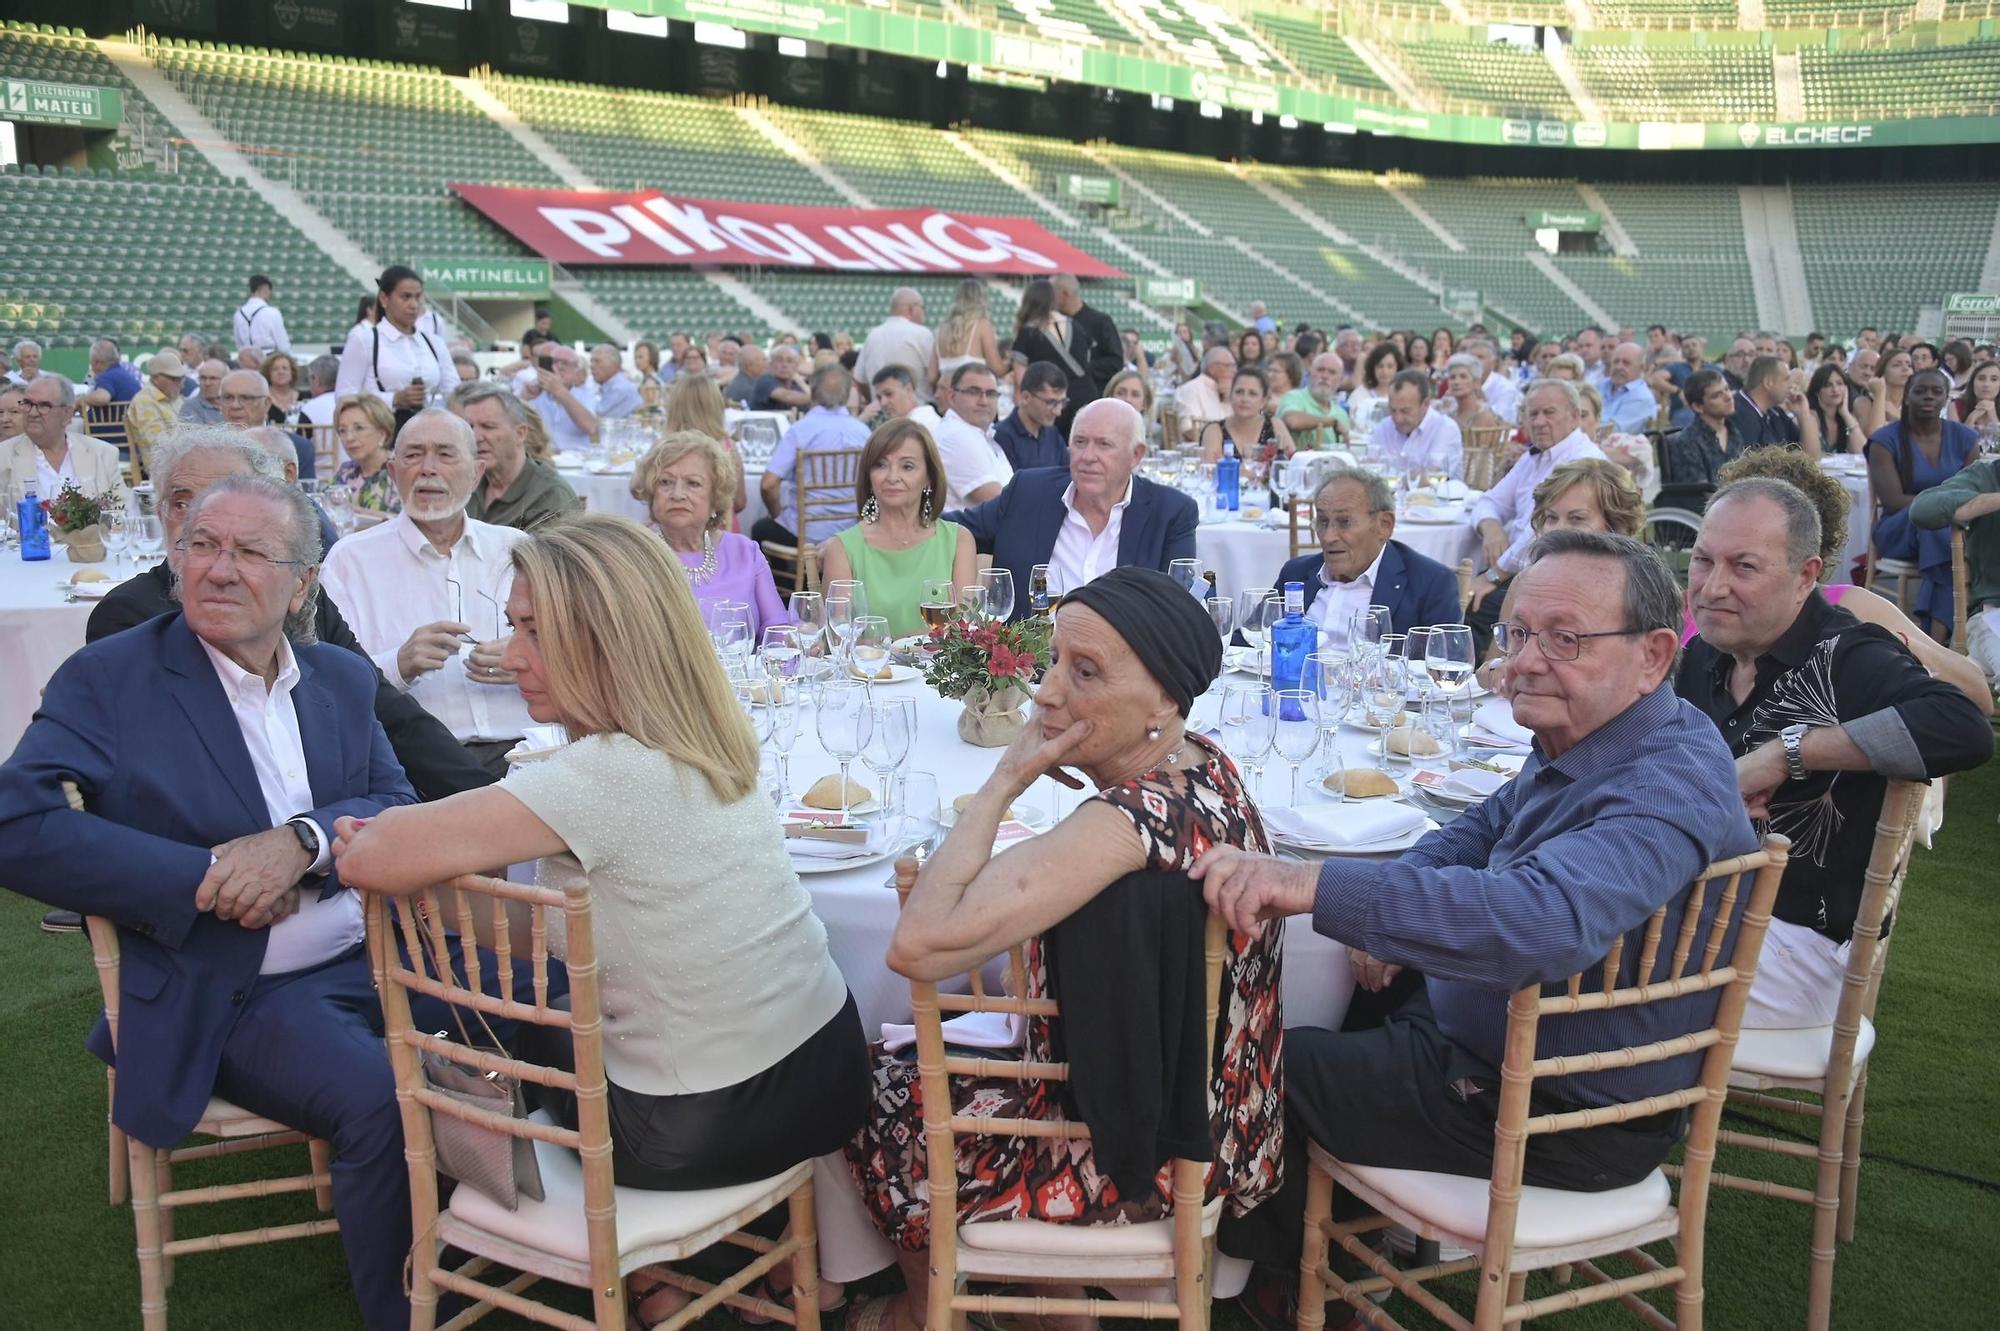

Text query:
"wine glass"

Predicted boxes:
[[1029, 563, 1053, 614], [759, 625, 802, 692], [789, 590, 825, 655], [1236, 586, 1274, 669], [1217, 683, 1276, 797], [958, 585, 988, 621], [920, 577, 954, 636], [800, 655, 837, 712], [1419, 692, 1460, 768], [978, 567, 1015, 622], [715, 616, 752, 670], [1169, 557, 1203, 598], [826, 594, 857, 665], [1205, 595, 1234, 648], [1254, 590, 1286, 682], [1426, 624, 1477, 719], [814, 679, 873, 822], [826, 579, 868, 623], [1363, 655, 1410, 764], [861, 698, 915, 821], [899, 769, 942, 851], [1404, 626, 1435, 700], [1271, 689, 1321, 805], [131, 514, 164, 567], [101, 508, 131, 575], [849, 615, 892, 680], [1349, 604, 1391, 661], [764, 687, 803, 805]]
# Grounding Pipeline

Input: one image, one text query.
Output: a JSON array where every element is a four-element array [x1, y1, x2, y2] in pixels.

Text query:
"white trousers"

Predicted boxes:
[[1744, 917, 1851, 1030]]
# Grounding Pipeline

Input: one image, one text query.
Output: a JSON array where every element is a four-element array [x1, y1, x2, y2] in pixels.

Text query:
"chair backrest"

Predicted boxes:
[[84, 402, 127, 441], [304, 422, 337, 478], [895, 857, 1227, 1326], [366, 874, 615, 1325], [1462, 425, 1510, 492], [1951, 525, 1970, 654], [798, 447, 862, 534], [1835, 779, 1926, 1046], [1456, 556, 1476, 611], [1287, 494, 1314, 559], [1473, 833, 1790, 1319]]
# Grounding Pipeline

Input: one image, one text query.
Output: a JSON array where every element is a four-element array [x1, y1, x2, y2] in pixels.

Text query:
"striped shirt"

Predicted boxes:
[[1313, 685, 1758, 1105]]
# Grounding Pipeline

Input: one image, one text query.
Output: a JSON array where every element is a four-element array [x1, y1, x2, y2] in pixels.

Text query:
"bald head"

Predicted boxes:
[[1608, 342, 1644, 388], [1068, 397, 1146, 509], [890, 287, 924, 320]]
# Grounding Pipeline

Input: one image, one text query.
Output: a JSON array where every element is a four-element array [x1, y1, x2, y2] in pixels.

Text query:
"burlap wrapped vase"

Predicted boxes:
[[63, 524, 106, 563], [955, 682, 1031, 747]]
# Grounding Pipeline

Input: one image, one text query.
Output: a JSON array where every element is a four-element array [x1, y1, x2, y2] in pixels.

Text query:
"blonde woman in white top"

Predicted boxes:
[[928, 277, 1011, 390], [334, 513, 865, 1326]]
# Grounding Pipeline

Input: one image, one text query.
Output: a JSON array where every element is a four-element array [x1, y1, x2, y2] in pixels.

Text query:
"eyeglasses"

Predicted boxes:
[[20, 400, 61, 413], [1494, 622, 1645, 662], [177, 536, 309, 574], [218, 394, 269, 407], [955, 387, 1002, 400], [1030, 393, 1068, 409]]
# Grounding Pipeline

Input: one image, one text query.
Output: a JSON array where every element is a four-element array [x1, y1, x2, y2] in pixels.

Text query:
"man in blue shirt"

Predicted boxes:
[[753, 364, 869, 571], [77, 337, 142, 449], [1600, 340, 1659, 435], [1195, 530, 1757, 1323], [993, 362, 1069, 472], [582, 344, 642, 421]]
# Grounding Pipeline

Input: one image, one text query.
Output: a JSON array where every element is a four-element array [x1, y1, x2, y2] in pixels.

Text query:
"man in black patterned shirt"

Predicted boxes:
[[1676, 477, 1990, 1029]]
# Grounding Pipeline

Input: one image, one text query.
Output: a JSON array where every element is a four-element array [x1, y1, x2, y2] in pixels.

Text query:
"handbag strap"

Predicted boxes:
[[408, 895, 512, 1056]]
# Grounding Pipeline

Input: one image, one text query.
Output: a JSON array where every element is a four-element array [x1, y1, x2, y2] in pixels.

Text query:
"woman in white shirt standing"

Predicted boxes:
[[336, 265, 456, 430], [333, 513, 866, 1326]]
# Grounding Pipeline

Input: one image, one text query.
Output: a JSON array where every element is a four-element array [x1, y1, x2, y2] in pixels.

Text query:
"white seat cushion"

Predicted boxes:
[[448, 1114, 809, 1267], [1341, 1164, 1672, 1250], [1730, 1018, 1876, 1084], [196, 1096, 291, 1138], [1873, 559, 1920, 577], [959, 1196, 1224, 1256]]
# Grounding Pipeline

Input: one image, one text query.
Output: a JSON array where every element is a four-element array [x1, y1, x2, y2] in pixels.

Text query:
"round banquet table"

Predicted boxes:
[[0, 552, 105, 754], [777, 674, 1451, 1282], [1196, 506, 1481, 600], [557, 464, 768, 532]]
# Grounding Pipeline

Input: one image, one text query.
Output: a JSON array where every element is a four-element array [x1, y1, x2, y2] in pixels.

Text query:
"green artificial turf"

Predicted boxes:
[[3, 764, 1994, 1329]]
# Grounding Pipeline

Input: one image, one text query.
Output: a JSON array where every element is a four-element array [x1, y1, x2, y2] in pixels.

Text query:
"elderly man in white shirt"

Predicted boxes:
[[520, 344, 599, 452], [932, 362, 1013, 510], [581, 343, 642, 421], [855, 287, 937, 403], [1173, 345, 1236, 440], [1469, 377, 1606, 614], [319, 409, 533, 778], [1370, 369, 1464, 480]]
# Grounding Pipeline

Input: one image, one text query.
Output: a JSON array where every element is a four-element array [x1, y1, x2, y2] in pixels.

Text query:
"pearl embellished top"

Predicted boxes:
[[504, 732, 849, 1096]]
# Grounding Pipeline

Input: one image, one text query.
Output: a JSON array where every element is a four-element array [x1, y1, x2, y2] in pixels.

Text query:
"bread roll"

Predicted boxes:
[[802, 775, 872, 809], [70, 568, 112, 584], [1324, 768, 1399, 799], [952, 793, 1018, 821], [1384, 726, 1442, 757]]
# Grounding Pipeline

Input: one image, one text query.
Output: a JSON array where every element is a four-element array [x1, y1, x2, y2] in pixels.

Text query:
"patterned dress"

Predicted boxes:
[[845, 737, 1286, 1250], [334, 458, 401, 516]]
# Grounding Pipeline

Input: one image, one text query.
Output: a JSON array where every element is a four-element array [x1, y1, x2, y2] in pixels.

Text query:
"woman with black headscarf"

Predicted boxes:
[[842, 567, 1286, 1331]]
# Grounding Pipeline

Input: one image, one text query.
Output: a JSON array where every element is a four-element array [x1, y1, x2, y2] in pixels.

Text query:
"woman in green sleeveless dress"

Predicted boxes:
[[821, 418, 977, 639]]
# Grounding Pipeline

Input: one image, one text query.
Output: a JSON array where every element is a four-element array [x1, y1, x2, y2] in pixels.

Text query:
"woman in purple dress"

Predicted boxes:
[[631, 431, 790, 634]]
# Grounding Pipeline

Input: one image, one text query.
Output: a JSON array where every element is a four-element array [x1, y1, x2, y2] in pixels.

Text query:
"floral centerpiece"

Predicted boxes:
[[45, 481, 120, 563], [921, 611, 1053, 747]]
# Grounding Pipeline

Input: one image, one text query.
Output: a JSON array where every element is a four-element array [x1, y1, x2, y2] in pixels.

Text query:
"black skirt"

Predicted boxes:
[[524, 991, 870, 1192]]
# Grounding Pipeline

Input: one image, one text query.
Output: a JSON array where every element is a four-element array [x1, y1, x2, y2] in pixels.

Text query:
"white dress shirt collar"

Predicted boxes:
[[1049, 476, 1135, 596], [1306, 541, 1388, 645]]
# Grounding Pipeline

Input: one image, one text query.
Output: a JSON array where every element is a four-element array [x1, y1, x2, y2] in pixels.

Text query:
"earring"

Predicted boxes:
[[920, 488, 933, 525], [862, 494, 880, 523], [1146, 725, 1163, 741]]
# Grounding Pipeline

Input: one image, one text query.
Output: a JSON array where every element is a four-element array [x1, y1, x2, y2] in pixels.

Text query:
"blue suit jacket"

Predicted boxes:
[[950, 469, 1200, 619], [1275, 539, 1463, 636], [0, 614, 416, 1146]]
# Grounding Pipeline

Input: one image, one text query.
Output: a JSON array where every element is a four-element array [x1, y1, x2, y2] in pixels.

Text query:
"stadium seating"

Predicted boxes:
[[1794, 179, 2000, 333], [1245, 11, 1390, 90], [1569, 43, 1778, 120], [1763, 0, 1914, 25], [1552, 254, 1759, 339], [1396, 40, 1575, 118], [1586, 0, 1740, 25], [1797, 42, 2000, 118]]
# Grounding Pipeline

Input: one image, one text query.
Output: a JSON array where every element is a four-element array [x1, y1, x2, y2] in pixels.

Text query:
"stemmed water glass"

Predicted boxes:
[[1218, 683, 1276, 797], [1254, 590, 1285, 682], [131, 514, 164, 568], [826, 580, 868, 623], [101, 508, 131, 575], [850, 615, 892, 680], [1363, 654, 1410, 764], [1271, 689, 1321, 805], [1349, 604, 1391, 662], [764, 687, 803, 805], [861, 698, 915, 821], [826, 594, 857, 667], [760, 625, 802, 694], [978, 567, 1015, 622], [1236, 586, 1274, 673], [1169, 557, 1203, 598], [789, 591, 825, 656], [1426, 624, 1477, 719], [1205, 595, 1235, 649], [814, 679, 873, 822]]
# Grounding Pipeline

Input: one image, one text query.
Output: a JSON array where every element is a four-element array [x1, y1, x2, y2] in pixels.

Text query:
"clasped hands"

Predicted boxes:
[[195, 827, 313, 930]]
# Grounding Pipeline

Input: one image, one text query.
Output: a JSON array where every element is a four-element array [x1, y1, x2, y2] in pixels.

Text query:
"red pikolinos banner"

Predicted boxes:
[[450, 184, 1126, 278]]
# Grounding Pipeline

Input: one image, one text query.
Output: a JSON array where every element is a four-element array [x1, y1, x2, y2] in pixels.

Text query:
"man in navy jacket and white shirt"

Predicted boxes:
[[950, 397, 1198, 616], [1272, 465, 1463, 650]]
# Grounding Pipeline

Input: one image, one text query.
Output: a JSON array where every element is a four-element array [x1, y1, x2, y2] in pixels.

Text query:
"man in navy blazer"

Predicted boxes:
[[951, 397, 1198, 615], [0, 475, 418, 1329], [1272, 465, 1462, 642]]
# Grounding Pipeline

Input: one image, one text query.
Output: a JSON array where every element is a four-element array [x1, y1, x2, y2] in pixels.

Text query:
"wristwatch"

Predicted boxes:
[[285, 817, 327, 876], [1780, 724, 1809, 783]]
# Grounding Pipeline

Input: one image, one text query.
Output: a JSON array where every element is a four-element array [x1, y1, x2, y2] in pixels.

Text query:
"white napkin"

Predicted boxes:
[[879, 1010, 1024, 1054], [67, 579, 123, 600], [786, 817, 893, 860], [1442, 767, 1508, 801], [1468, 698, 1534, 748], [506, 724, 569, 764], [1264, 801, 1427, 850]]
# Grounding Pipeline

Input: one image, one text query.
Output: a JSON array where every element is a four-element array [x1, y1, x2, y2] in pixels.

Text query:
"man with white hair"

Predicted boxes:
[[1249, 300, 1276, 336], [750, 342, 810, 412], [0, 374, 127, 506], [320, 409, 534, 779], [220, 369, 316, 481], [298, 354, 342, 431], [950, 397, 1198, 614], [582, 343, 641, 420], [1278, 351, 1350, 450], [452, 380, 582, 532], [856, 286, 936, 403], [520, 343, 597, 451], [5, 338, 43, 386], [1601, 341, 1658, 434], [1174, 345, 1237, 440], [179, 358, 228, 425]]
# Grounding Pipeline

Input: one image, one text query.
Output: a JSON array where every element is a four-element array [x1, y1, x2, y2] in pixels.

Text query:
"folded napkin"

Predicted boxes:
[[1468, 698, 1533, 748], [506, 724, 569, 764], [1264, 801, 1427, 850], [1443, 767, 1508, 801], [785, 815, 894, 860], [879, 1010, 1024, 1055]]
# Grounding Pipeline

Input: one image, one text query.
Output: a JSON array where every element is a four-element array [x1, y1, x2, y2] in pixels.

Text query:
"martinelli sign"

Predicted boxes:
[[451, 185, 1126, 277]]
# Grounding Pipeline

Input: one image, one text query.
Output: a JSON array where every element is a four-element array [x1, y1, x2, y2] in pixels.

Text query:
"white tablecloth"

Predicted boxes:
[[779, 677, 1419, 1279], [1196, 509, 1481, 600], [557, 465, 769, 532], [1824, 462, 1872, 581], [0, 552, 106, 753]]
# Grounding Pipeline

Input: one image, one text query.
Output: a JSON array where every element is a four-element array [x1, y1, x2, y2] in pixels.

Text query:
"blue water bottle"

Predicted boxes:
[[1216, 440, 1240, 513], [18, 480, 50, 561], [1270, 581, 1313, 715]]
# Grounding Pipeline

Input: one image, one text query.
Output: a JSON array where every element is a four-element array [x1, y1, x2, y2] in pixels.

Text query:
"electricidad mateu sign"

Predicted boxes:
[[1, 79, 122, 131]]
